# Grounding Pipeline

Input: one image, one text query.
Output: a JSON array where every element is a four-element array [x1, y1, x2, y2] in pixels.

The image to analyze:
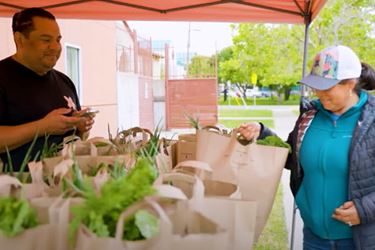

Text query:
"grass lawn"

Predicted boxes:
[[218, 96, 300, 105], [254, 184, 289, 250], [219, 119, 274, 129], [219, 109, 273, 117]]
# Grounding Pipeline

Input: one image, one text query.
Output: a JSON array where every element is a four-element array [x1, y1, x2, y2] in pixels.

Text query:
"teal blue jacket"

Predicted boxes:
[[296, 92, 367, 239]]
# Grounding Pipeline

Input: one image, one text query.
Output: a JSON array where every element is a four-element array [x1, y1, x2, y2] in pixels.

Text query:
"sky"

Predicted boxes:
[[127, 21, 236, 56]]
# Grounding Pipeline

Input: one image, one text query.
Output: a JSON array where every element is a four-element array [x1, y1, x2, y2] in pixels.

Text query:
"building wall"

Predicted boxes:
[[117, 73, 140, 130], [0, 18, 15, 59], [115, 21, 140, 131], [138, 76, 154, 130], [166, 78, 218, 128], [57, 20, 118, 138], [0, 18, 121, 138], [153, 79, 166, 129]]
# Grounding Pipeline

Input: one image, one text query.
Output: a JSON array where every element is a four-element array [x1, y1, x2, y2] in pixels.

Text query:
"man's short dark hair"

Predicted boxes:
[[12, 8, 56, 37]]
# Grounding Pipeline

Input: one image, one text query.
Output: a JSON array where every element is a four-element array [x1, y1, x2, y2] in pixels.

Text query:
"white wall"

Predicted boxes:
[[117, 73, 140, 130], [0, 18, 15, 59], [115, 21, 140, 130]]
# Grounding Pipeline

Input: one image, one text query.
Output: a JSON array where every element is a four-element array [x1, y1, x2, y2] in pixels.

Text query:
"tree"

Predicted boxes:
[[216, 46, 234, 84], [187, 55, 215, 78], [308, 0, 375, 66], [219, 24, 302, 100], [217, 0, 374, 101]]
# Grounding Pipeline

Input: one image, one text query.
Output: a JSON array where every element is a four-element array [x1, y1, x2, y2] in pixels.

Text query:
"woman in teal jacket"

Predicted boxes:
[[239, 45, 375, 249]]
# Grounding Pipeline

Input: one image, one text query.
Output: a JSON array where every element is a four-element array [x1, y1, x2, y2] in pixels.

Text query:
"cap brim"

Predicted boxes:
[[299, 74, 339, 90]]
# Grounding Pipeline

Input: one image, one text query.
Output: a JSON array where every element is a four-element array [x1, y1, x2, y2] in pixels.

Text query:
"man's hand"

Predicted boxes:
[[39, 108, 84, 135], [0, 107, 88, 153], [72, 109, 96, 139], [332, 201, 361, 226]]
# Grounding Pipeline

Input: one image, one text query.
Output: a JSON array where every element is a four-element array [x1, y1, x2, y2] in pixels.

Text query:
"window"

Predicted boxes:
[[65, 45, 82, 100]]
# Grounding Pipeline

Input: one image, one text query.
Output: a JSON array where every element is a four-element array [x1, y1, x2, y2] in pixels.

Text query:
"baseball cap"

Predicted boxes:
[[299, 45, 361, 90]]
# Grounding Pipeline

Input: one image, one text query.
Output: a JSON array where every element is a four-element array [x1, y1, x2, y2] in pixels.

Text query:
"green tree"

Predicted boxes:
[[217, 0, 374, 101], [216, 46, 234, 84], [187, 55, 215, 78], [308, 0, 375, 66]]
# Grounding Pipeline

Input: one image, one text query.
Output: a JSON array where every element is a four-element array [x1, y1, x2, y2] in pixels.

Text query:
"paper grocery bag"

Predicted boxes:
[[196, 129, 288, 241], [155, 139, 177, 174], [0, 175, 22, 197], [49, 197, 84, 250], [170, 200, 230, 250], [43, 154, 134, 177], [176, 133, 196, 163], [75, 198, 172, 250], [190, 176, 257, 250], [161, 172, 256, 250], [0, 223, 58, 250], [28, 196, 83, 250]]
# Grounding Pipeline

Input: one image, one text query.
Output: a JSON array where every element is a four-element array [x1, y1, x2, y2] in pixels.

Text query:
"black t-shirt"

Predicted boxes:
[[0, 56, 81, 171]]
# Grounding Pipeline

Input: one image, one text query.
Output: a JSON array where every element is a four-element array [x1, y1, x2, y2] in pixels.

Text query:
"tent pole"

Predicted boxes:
[[290, 15, 312, 250], [301, 20, 310, 96]]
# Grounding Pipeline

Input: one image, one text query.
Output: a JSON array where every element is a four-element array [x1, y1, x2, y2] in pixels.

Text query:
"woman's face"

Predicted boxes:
[[314, 79, 357, 115]]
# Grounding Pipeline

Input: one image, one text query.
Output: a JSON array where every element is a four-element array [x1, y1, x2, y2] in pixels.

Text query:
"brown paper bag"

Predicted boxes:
[[160, 172, 256, 250], [154, 139, 177, 174], [0, 175, 22, 197], [190, 176, 257, 250], [29, 195, 83, 250], [173, 160, 212, 178], [196, 129, 288, 241], [75, 198, 172, 250], [0, 223, 58, 250], [169, 200, 230, 250], [43, 154, 134, 177], [176, 133, 196, 163], [0, 176, 59, 250]]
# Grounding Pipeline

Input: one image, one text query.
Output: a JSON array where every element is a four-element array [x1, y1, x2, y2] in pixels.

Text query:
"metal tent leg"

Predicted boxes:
[[290, 200, 298, 250], [290, 7, 311, 250]]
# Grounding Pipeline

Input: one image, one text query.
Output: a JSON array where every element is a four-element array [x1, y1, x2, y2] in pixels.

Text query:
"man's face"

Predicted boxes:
[[18, 16, 62, 75]]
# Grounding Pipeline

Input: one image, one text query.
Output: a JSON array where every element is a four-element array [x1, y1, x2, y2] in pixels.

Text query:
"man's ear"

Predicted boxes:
[[13, 31, 24, 48]]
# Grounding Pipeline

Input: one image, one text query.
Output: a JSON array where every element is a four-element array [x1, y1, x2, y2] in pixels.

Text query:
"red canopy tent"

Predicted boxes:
[[0, 0, 325, 23], [0, 0, 327, 93], [0, 1, 328, 248]]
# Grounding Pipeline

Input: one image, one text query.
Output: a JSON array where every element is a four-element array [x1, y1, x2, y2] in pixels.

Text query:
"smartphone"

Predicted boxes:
[[74, 108, 99, 117]]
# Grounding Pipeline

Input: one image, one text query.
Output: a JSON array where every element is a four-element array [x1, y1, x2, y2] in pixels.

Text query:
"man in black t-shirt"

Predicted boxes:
[[0, 8, 94, 170]]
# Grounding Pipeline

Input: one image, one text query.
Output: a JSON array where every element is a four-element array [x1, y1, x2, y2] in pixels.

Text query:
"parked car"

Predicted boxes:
[[246, 89, 271, 98]]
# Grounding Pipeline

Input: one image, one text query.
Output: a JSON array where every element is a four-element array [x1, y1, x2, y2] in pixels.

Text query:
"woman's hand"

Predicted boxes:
[[332, 201, 361, 226], [238, 122, 261, 141]]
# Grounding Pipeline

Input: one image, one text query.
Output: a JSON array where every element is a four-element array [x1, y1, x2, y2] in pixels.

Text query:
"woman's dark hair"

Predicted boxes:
[[359, 62, 375, 90], [353, 62, 375, 93], [12, 8, 56, 37]]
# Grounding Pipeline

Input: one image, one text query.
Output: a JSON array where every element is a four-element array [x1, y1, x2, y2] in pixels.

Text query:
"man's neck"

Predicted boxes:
[[11, 54, 48, 75]]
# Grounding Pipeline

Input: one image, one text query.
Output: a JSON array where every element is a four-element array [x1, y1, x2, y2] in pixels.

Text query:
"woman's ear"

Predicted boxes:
[[347, 79, 357, 92]]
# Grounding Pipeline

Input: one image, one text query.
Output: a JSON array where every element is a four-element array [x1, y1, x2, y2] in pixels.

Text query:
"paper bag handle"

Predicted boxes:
[[115, 197, 171, 241], [0, 175, 22, 197], [174, 160, 212, 172], [157, 172, 205, 201], [154, 184, 188, 200]]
